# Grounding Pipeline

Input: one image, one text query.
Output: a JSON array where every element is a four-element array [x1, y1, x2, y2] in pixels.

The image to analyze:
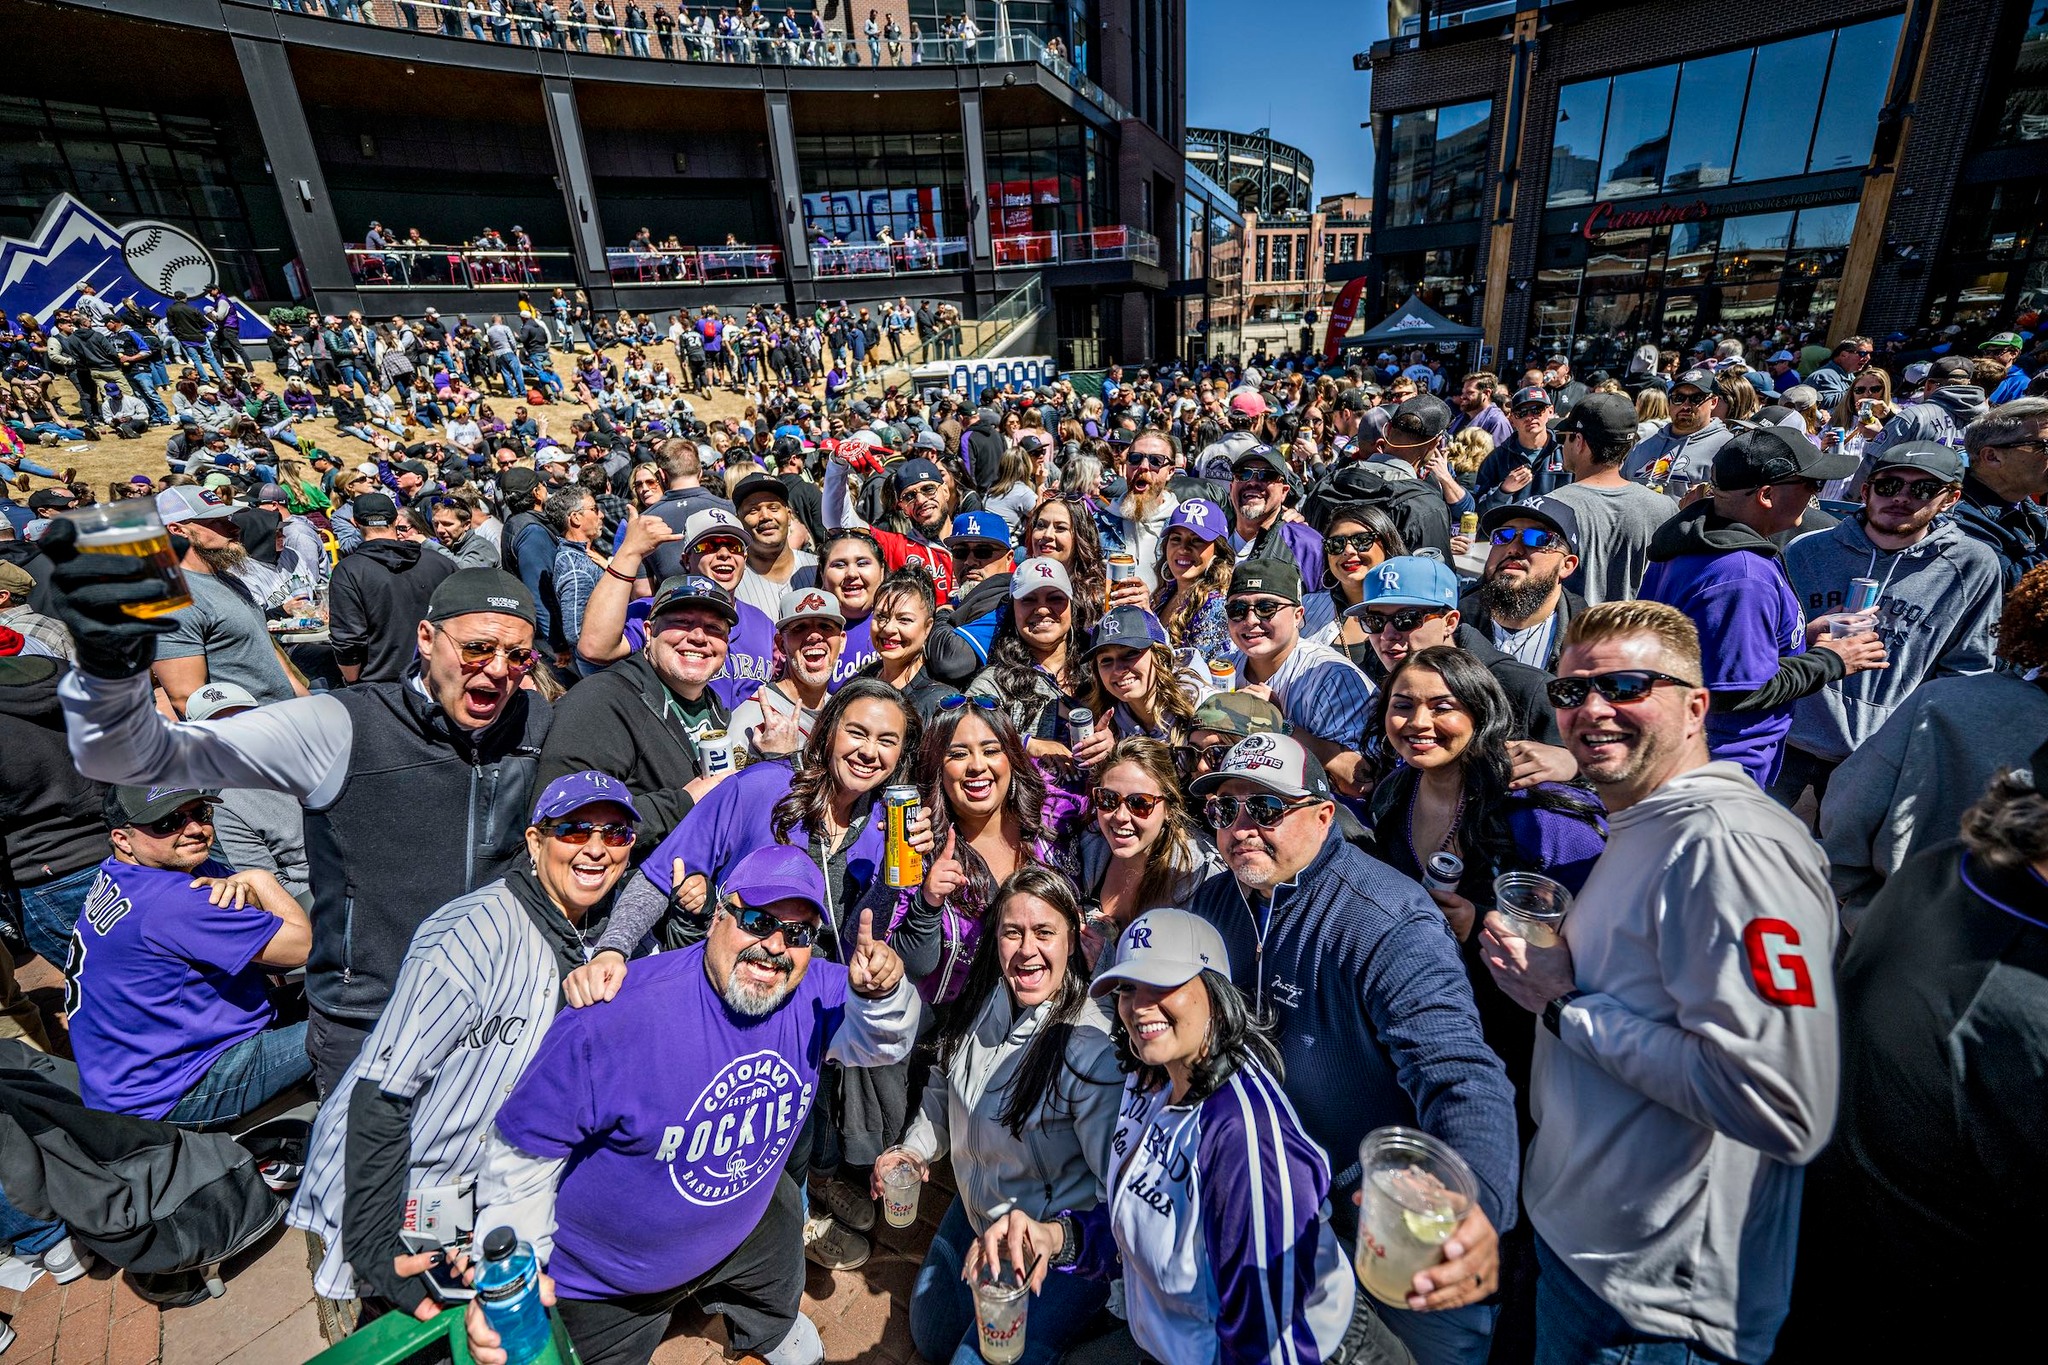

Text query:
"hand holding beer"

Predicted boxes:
[[921, 829, 967, 909], [41, 506, 186, 681]]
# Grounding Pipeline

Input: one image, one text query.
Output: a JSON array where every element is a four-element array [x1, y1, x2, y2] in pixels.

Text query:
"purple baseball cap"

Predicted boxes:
[[721, 844, 828, 919], [1166, 498, 1227, 543], [531, 770, 641, 824]]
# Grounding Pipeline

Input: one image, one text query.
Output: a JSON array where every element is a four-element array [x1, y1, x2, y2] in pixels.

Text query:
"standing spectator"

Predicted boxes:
[[1470, 386, 1569, 513], [1225, 445, 1324, 588], [1484, 601, 1838, 1365], [150, 486, 303, 715], [1219, 558, 1375, 797], [1458, 501, 1584, 672], [1448, 370, 1513, 449], [326, 492, 456, 684], [1954, 398, 2048, 588], [1542, 393, 1674, 605], [1804, 336, 1873, 409], [1621, 367, 1732, 487], [547, 485, 607, 650]]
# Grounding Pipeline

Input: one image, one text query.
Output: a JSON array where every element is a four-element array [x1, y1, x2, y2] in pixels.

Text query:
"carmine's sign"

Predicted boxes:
[[1581, 198, 1710, 240]]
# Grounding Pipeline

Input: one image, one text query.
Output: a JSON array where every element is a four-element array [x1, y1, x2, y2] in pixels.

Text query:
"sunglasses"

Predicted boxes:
[[544, 820, 636, 847], [444, 637, 540, 673], [694, 536, 746, 557], [1125, 453, 1170, 470], [729, 903, 818, 949], [1225, 598, 1292, 623], [1511, 404, 1550, 418], [1670, 391, 1711, 408], [1324, 531, 1381, 556], [1545, 669, 1700, 709], [948, 541, 1007, 563], [1233, 466, 1286, 485], [1173, 742, 1237, 776], [137, 802, 215, 837], [1867, 475, 1950, 500], [1357, 606, 1449, 634], [1204, 793, 1317, 830], [1092, 787, 1167, 818], [939, 693, 1001, 712], [1490, 526, 1566, 551], [1850, 385, 1887, 396]]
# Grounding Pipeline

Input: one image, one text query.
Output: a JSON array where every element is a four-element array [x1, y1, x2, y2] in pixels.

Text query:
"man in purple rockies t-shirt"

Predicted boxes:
[[67, 785, 313, 1125], [467, 845, 919, 1365]]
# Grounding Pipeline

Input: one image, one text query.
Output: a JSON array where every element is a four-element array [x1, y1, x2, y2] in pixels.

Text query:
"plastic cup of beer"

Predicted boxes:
[[1354, 1126, 1478, 1308], [57, 500, 190, 619], [1493, 871, 1571, 948], [877, 1147, 923, 1230], [974, 1264, 1030, 1364]]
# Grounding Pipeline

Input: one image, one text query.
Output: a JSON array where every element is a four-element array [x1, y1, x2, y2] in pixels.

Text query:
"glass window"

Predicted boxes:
[[1663, 50, 1750, 191], [1273, 235, 1292, 279], [1431, 101, 1491, 222], [1384, 109, 1437, 229], [1993, 2, 2048, 144], [1255, 235, 1268, 282], [1548, 80, 1609, 206], [1732, 33, 1830, 183], [1597, 66, 1677, 199], [1808, 17, 1902, 172], [1717, 210, 1794, 280], [1792, 202, 1857, 250]]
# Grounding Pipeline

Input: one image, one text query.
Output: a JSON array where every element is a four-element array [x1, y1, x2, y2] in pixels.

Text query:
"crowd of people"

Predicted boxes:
[[0, 290, 2045, 1365]]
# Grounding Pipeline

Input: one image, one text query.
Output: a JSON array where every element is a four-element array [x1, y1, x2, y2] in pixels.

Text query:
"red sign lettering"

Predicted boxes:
[[1581, 198, 1711, 241]]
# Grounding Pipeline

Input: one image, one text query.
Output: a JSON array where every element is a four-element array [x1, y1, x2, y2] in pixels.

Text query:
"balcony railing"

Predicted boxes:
[[347, 244, 575, 287], [992, 227, 1160, 269], [812, 237, 971, 278], [255, 1, 1130, 118], [604, 243, 784, 284]]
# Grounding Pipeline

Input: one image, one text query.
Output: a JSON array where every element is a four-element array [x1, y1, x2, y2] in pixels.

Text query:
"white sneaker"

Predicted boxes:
[[0, 1317, 16, 1353], [36, 1237, 92, 1285], [801, 1215, 869, 1271], [809, 1174, 875, 1232]]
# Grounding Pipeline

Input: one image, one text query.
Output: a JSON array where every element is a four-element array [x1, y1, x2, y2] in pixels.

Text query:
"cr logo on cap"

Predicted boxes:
[[1379, 568, 1401, 591], [1181, 502, 1210, 526], [1033, 563, 1055, 579], [1101, 616, 1122, 636]]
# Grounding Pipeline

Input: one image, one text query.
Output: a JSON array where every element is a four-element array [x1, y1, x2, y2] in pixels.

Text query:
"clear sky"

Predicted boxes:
[[1186, 0, 1387, 201]]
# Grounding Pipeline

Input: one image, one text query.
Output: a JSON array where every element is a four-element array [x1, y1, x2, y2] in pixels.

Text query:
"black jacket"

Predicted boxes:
[[165, 301, 211, 345], [964, 421, 1004, 492], [1302, 460, 1453, 561], [0, 658, 107, 887], [535, 650, 727, 854], [1952, 473, 2048, 591], [1471, 438, 1570, 515], [328, 538, 458, 681], [304, 680, 550, 1020], [1456, 584, 1585, 673]]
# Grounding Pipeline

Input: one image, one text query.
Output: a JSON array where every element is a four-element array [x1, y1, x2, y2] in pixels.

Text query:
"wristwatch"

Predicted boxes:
[[1047, 1213, 1080, 1269], [1542, 990, 1584, 1038]]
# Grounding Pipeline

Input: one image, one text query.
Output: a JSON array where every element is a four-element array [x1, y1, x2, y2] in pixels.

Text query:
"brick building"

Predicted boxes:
[[1363, 0, 2048, 373], [1206, 193, 1374, 358]]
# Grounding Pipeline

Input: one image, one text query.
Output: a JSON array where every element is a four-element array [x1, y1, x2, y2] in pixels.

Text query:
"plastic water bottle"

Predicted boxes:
[[475, 1227, 555, 1365]]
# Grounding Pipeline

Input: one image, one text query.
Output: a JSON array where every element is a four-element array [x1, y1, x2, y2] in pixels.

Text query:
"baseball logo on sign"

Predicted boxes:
[[121, 221, 216, 298]]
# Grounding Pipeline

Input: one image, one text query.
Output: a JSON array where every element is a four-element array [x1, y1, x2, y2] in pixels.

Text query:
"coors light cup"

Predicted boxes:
[[1493, 871, 1572, 948], [1355, 1127, 1479, 1308], [877, 1147, 923, 1229], [974, 1265, 1030, 1364], [57, 500, 191, 619]]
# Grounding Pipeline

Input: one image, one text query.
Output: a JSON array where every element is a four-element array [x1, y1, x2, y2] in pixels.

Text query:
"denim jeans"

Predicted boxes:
[[1534, 1237, 1741, 1365], [1, 456, 63, 481], [164, 1021, 313, 1128], [1379, 1299, 1498, 1365], [909, 1197, 1109, 1365], [17, 862, 98, 968], [0, 1188, 66, 1258]]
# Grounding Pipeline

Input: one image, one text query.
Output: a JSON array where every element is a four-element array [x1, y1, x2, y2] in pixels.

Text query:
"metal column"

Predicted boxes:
[[229, 35, 359, 315], [540, 77, 616, 314]]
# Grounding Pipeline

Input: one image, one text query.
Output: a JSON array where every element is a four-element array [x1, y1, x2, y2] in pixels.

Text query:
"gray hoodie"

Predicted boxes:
[[1781, 514, 2004, 761], [1864, 385, 1987, 461], [1620, 418, 1732, 485]]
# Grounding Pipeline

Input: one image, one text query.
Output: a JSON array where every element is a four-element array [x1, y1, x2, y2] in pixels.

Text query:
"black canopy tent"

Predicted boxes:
[[1341, 294, 1485, 349]]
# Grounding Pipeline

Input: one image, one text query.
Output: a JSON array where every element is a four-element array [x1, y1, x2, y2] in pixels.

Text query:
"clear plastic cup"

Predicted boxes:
[[974, 1267, 1030, 1364], [878, 1147, 922, 1229], [1828, 613, 1877, 639], [1355, 1126, 1479, 1308], [1493, 871, 1572, 948], [57, 500, 191, 618]]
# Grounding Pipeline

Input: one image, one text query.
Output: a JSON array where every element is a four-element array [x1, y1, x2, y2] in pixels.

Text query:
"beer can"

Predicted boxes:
[[1068, 706, 1096, 749], [1208, 658, 1236, 687], [699, 730, 736, 776], [884, 785, 924, 888], [1459, 511, 1479, 540], [1423, 852, 1464, 892], [1846, 577, 1881, 614], [59, 502, 192, 619]]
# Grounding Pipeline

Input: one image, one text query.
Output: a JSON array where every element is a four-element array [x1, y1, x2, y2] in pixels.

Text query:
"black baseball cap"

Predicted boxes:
[[891, 457, 945, 496], [1386, 394, 1452, 443], [426, 568, 538, 626], [1869, 439, 1966, 484], [1710, 426, 1859, 491], [1480, 495, 1581, 555], [1509, 385, 1552, 412], [648, 573, 739, 627], [1230, 444, 1291, 480], [1332, 387, 1371, 414], [731, 473, 789, 511], [1929, 355, 1975, 384], [353, 492, 399, 527], [1226, 558, 1303, 604], [499, 467, 541, 502], [1552, 392, 1638, 448], [106, 784, 217, 829], [1671, 368, 1718, 398]]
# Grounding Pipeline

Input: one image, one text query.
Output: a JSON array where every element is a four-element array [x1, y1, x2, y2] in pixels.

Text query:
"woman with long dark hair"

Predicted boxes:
[[858, 568, 959, 718], [965, 558, 1093, 760], [1023, 494, 1106, 629], [1074, 738, 1221, 969], [1076, 607, 1199, 762], [881, 867, 1122, 1365], [1150, 497, 1233, 663], [1303, 504, 1407, 666], [972, 909, 1388, 1365]]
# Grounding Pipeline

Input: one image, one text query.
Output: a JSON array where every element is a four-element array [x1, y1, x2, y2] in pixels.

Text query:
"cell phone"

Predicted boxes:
[[398, 1229, 476, 1303]]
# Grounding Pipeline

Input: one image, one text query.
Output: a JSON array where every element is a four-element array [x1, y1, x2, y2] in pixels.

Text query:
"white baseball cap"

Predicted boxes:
[[156, 486, 233, 526], [184, 681, 260, 722], [776, 585, 845, 630], [1010, 557, 1073, 599], [683, 506, 747, 549], [1087, 908, 1233, 997]]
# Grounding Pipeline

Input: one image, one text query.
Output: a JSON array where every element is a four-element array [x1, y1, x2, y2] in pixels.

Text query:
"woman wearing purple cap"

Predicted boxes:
[[1077, 606, 1199, 758], [1152, 498, 1232, 663]]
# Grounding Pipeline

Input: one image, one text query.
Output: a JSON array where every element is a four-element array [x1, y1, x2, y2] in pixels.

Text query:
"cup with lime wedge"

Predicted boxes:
[[1354, 1126, 1479, 1307]]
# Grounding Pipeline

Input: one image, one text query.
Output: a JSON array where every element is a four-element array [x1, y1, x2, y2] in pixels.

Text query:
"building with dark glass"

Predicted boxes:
[[0, 0, 1188, 367], [1363, 0, 2048, 371]]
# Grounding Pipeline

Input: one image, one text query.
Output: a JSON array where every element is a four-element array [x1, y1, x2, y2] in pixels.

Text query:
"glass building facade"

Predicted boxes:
[[1383, 99, 1490, 229]]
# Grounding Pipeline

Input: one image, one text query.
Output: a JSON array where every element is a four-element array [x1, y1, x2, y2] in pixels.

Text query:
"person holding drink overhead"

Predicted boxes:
[[880, 867, 1122, 1365], [972, 908, 1411, 1365]]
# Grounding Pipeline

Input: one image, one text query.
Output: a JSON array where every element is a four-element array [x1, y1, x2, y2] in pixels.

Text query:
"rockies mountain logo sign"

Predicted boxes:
[[0, 193, 271, 335]]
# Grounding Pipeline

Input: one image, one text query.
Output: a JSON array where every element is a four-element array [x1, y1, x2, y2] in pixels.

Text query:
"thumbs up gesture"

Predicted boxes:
[[847, 908, 904, 999], [921, 828, 967, 910]]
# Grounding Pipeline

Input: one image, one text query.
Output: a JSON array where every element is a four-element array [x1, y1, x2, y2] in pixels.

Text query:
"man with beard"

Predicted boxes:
[[824, 454, 958, 604], [1187, 734, 1516, 1365], [151, 486, 305, 715], [1448, 370, 1513, 448], [726, 587, 843, 761], [732, 472, 815, 616], [51, 560, 553, 1094], [465, 845, 919, 1365], [1621, 368, 1733, 488], [1459, 500, 1585, 671], [1226, 444, 1325, 588], [1482, 602, 1837, 1365], [1096, 430, 1182, 593]]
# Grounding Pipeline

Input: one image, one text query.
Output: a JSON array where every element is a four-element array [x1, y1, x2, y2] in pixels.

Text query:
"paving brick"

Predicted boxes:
[[160, 1228, 309, 1365], [8, 1288, 66, 1362], [215, 1300, 324, 1365], [106, 1301, 162, 1365], [58, 1271, 115, 1319], [109, 1276, 157, 1323], [51, 1296, 108, 1365]]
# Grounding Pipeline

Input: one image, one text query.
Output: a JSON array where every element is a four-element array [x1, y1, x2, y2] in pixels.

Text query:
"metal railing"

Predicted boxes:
[[256, 1, 1131, 118], [892, 273, 1044, 372], [991, 227, 1160, 268], [347, 243, 575, 287], [604, 243, 784, 283], [812, 237, 971, 278]]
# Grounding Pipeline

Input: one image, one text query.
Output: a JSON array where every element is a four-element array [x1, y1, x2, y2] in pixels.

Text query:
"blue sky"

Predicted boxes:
[[1186, 0, 1387, 201]]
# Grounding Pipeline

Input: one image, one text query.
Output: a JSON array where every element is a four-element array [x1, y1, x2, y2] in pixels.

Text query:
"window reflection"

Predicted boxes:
[[1548, 81, 1609, 206], [1384, 100, 1491, 228], [1809, 18, 1901, 171], [1664, 50, 1749, 191], [1385, 109, 1436, 229], [1732, 33, 1830, 183], [1597, 67, 1677, 199], [1993, 2, 2048, 144]]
